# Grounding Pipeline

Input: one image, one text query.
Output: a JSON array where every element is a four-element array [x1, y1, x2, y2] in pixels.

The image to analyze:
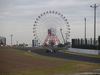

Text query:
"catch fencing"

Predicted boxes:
[[72, 36, 100, 50]]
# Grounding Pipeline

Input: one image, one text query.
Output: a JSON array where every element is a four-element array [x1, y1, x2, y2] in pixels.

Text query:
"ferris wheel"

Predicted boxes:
[[33, 11, 70, 46]]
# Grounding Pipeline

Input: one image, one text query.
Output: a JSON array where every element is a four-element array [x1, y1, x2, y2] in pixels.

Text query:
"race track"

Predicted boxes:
[[31, 49, 100, 63], [17, 48, 100, 63]]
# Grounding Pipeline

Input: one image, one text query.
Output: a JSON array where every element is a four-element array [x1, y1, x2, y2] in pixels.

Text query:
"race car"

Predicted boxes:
[[46, 49, 56, 53]]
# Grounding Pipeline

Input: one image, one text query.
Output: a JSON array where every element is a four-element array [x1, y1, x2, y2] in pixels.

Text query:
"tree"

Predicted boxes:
[[49, 41, 55, 47], [57, 43, 64, 47], [44, 43, 48, 46]]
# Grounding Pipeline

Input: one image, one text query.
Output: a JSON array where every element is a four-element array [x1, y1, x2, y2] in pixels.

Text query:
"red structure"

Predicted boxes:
[[43, 28, 60, 46]]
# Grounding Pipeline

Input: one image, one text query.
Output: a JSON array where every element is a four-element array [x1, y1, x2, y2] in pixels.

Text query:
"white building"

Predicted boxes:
[[32, 40, 38, 47], [0, 36, 6, 46]]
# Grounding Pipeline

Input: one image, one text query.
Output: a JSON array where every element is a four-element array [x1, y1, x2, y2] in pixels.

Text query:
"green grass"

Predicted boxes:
[[1, 47, 100, 75], [60, 49, 100, 58]]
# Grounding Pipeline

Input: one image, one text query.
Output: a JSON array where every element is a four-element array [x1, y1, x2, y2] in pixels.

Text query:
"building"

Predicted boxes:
[[32, 40, 38, 47], [0, 36, 6, 46]]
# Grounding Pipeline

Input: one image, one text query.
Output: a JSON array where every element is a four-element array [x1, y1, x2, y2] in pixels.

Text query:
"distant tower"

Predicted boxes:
[[43, 28, 60, 46]]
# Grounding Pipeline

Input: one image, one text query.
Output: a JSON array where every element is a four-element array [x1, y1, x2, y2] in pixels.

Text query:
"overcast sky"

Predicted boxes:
[[0, 0, 100, 45]]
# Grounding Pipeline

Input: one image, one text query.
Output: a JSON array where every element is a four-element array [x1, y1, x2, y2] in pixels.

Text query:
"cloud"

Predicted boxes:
[[0, 0, 100, 45]]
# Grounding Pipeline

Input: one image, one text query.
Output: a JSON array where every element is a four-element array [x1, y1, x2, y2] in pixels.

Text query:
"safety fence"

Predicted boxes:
[[72, 36, 100, 50]]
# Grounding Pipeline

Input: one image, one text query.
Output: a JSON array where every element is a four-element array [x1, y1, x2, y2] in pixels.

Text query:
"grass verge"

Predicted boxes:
[[0, 47, 100, 75]]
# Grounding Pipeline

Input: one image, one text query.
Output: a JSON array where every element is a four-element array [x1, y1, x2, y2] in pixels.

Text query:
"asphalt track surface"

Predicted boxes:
[[18, 49, 100, 63]]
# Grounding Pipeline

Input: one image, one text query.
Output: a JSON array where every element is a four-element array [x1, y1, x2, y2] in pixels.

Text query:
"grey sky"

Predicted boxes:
[[0, 0, 100, 45]]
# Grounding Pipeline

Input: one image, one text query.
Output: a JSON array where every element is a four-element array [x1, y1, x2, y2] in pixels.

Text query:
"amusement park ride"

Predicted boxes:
[[43, 28, 60, 46], [33, 11, 70, 47]]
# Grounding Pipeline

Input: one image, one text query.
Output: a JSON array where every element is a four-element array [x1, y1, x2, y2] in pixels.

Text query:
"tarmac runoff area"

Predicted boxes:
[[27, 48, 100, 63]]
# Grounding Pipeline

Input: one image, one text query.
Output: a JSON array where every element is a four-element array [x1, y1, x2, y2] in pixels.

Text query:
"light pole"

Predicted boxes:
[[10, 35, 13, 46], [90, 4, 98, 45], [65, 33, 67, 43], [16, 41, 18, 46]]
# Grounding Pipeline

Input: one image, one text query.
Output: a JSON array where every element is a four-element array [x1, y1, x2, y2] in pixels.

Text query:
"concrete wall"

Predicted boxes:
[[68, 48, 100, 55]]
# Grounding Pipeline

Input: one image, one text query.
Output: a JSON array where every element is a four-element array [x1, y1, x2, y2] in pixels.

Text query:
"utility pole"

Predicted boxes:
[[10, 35, 13, 46], [90, 4, 98, 45], [84, 18, 86, 39]]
